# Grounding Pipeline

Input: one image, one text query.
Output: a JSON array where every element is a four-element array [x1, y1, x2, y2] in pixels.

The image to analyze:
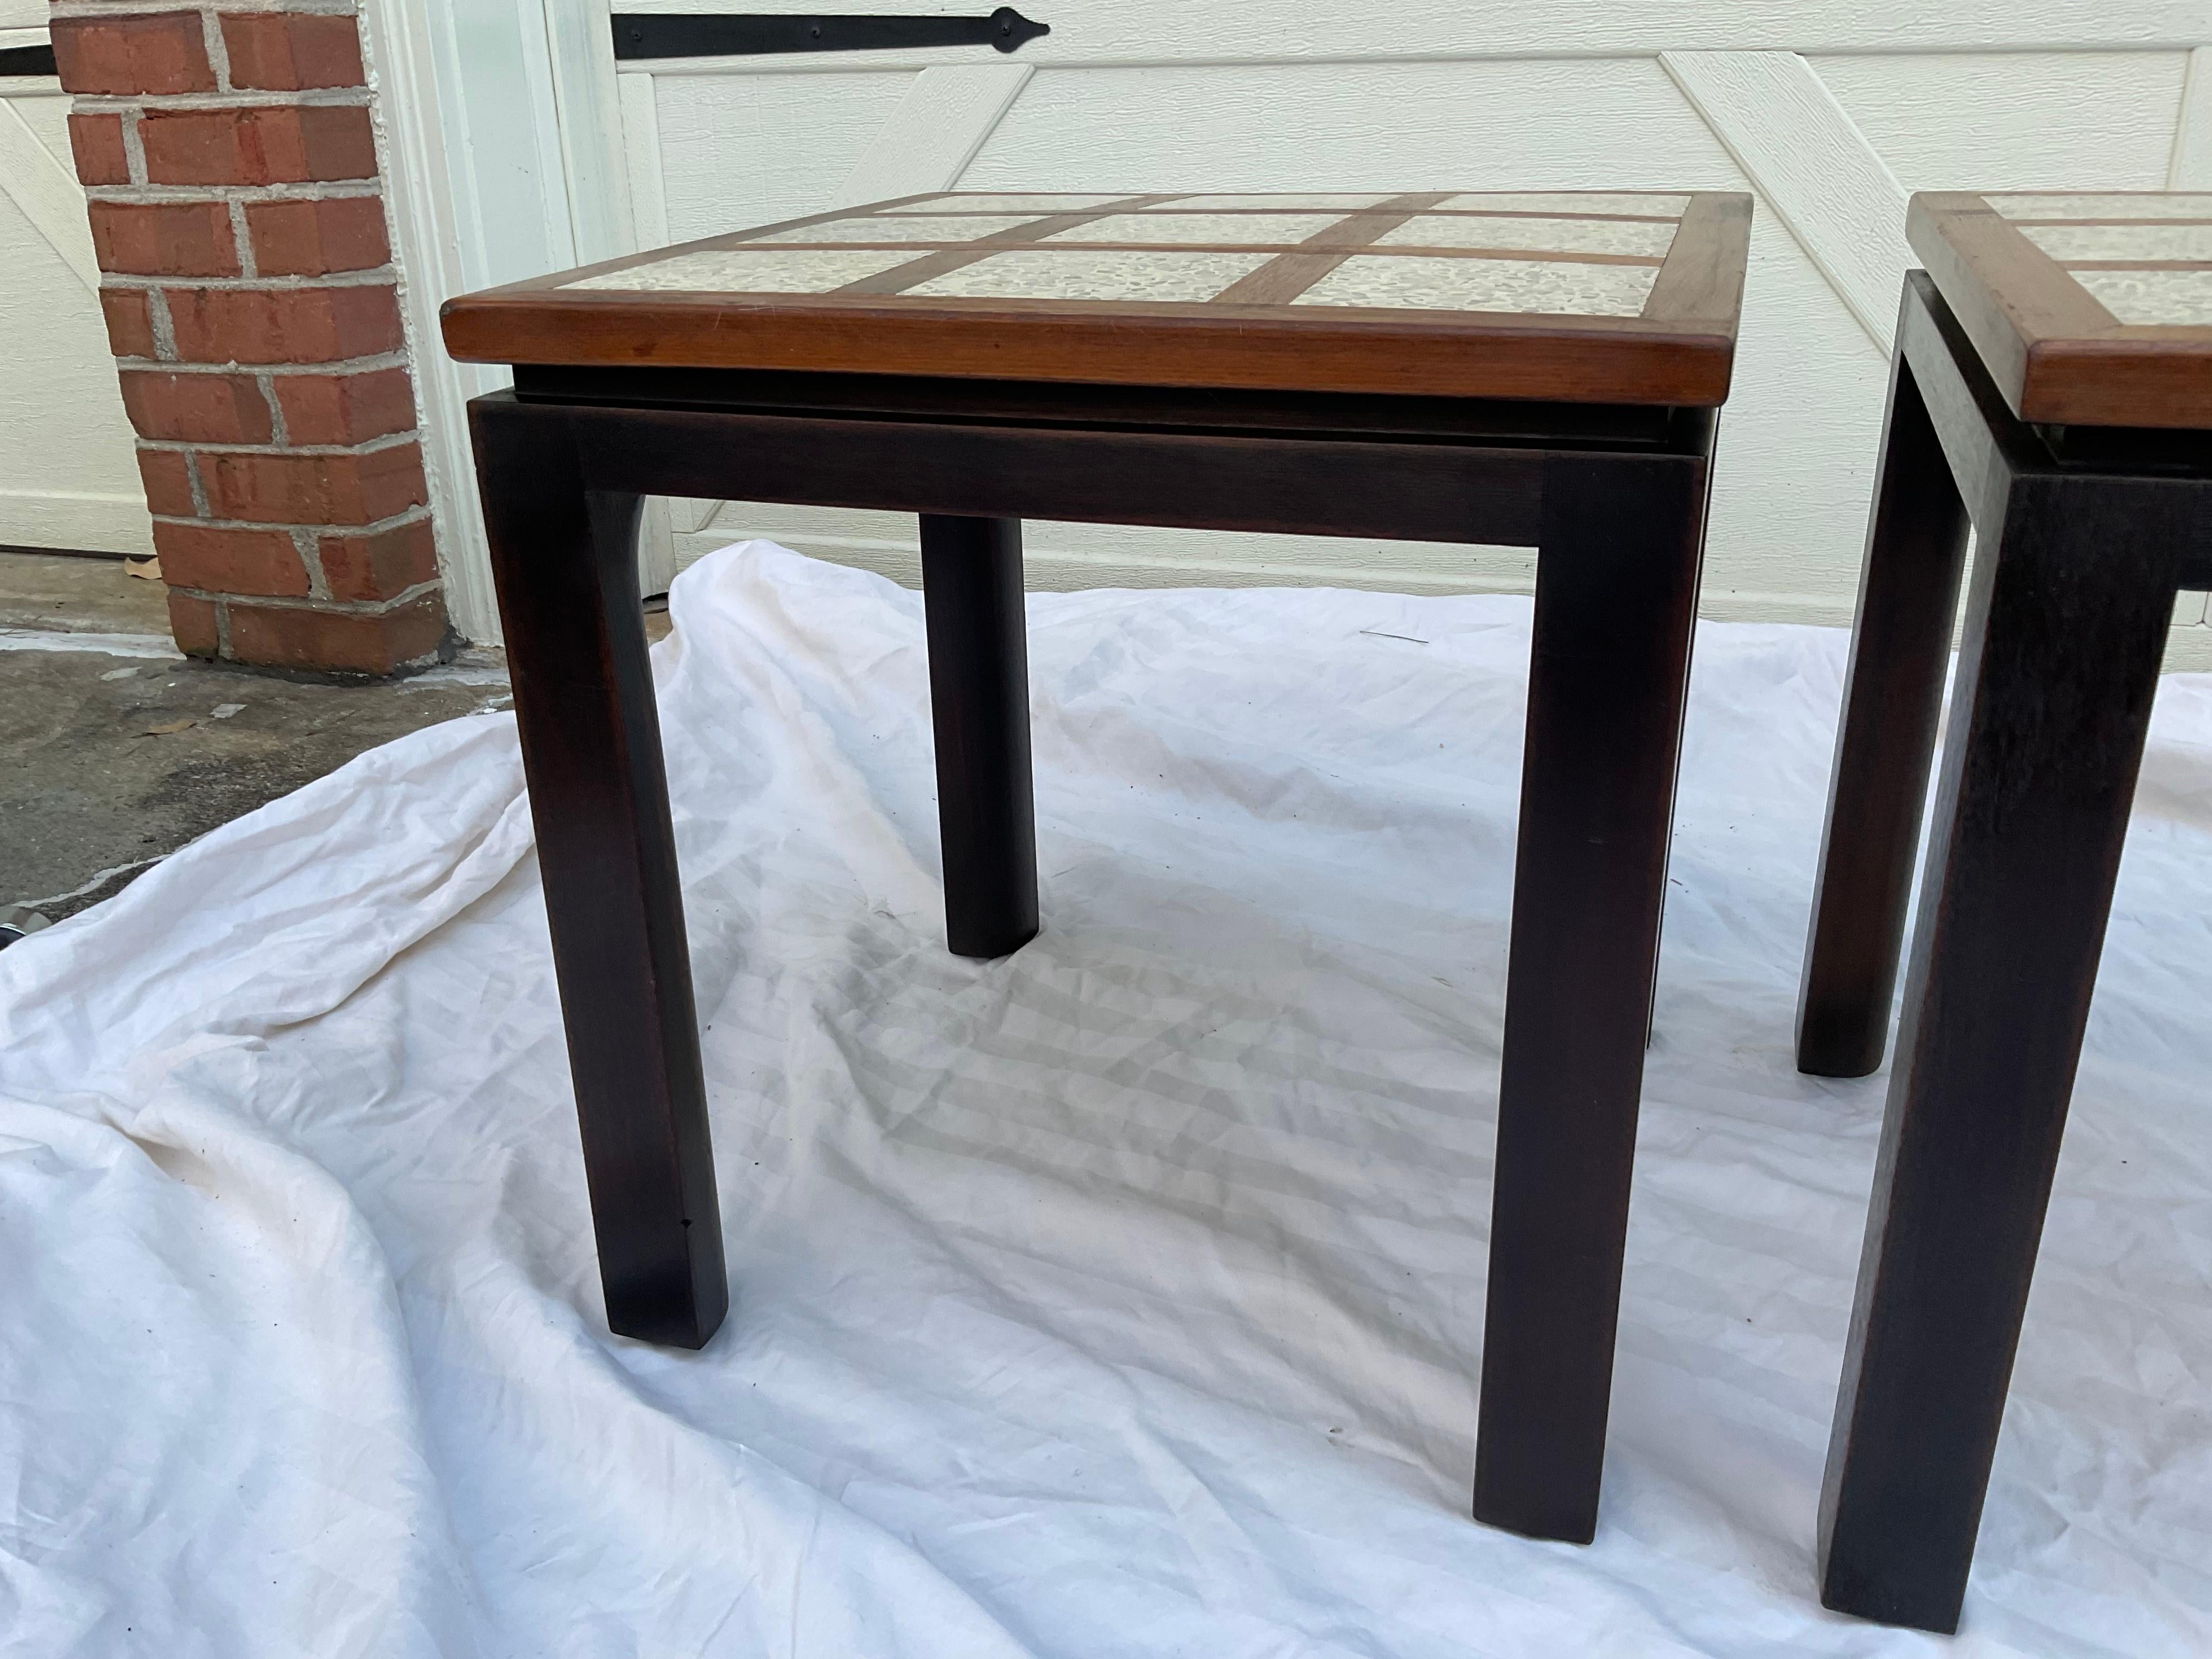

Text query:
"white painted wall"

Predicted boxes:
[[0, 55, 153, 557], [380, 2, 2212, 659]]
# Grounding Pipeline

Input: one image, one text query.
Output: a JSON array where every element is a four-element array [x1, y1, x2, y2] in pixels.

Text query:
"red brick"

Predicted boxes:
[[142, 105, 376, 187], [151, 520, 307, 596], [119, 370, 274, 444], [203, 441, 427, 526], [319, 516, 437, 601], [246, 196, 389, 276], [89, 201, 239, 278], [226, 591, 448, 675], [165, 285, 403, 364], [52, 13, 216, 96], [100, 287, 159, 359], [67, 114, 132, 187], [274, 366, 413, 444], [167, 589, 221, 658], [219, 13, 364, 92], [137, 447, 198, 516]]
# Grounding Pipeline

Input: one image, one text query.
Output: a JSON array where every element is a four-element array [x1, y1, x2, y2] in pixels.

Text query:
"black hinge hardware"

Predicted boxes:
[[611, 8, 1047, 61], [0, 43, 59, 77]]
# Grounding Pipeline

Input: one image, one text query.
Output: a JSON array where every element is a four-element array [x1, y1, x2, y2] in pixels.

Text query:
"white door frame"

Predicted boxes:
[[366, 0, 2212, 646], [357, 0, 633, 644]]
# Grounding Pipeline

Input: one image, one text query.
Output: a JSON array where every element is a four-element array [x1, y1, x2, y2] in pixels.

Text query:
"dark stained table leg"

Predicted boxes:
[[1472, 449, 1709, 1543], [470, 399, 728, 1349], [1797, 346, 1972, 1078], [1817, 473, 2190, 1632], [920, 514, 1040, 959]]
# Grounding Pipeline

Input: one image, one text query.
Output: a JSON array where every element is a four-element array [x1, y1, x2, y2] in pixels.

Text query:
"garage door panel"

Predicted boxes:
[[963, 58, 1741, 192], [1812, 52, 2188, 189], [672, 56, 1757, 602], [1700, 212, 1889, 621], [655, 69, 917, 238], [0, 86, 152, 555], [674, 507, 1544, 599], [613, 36, 2210, 656]]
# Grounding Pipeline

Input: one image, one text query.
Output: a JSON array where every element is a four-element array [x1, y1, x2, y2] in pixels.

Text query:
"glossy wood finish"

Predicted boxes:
[[1805, 273, 2212, 1631], [490, 392, 1550, 548], [465, 380, 1725, 1529], [921, 515, 1039, 958], [458, 198, 1745, 1532], [443, 190, 1751, 407], [1474, 443, 1710, 1543], [512, 363, 1694, 449], [469, 399, 728, 1350], [1910, 191, 2212, 430]]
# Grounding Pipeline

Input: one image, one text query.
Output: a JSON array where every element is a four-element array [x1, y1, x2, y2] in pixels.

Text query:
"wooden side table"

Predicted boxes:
[[1799, 192, 2212, 1632], [442, 189, 1752, 1547]]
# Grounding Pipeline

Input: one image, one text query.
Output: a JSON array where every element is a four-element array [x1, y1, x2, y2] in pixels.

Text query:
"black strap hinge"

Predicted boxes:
[[611, 8, 1047, 61], [0, 43, 59, 78]]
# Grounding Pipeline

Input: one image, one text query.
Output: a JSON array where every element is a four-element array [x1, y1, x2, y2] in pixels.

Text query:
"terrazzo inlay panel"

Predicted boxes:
[[1038, 213, 1347, 246], [1164, 193, 1392, 210], [1296, 255, 1660, 315], [907, 250, 1276, 303], [749, 215, 1048, 244], [565, 247, 922, 292], [889, 194, 1132, 213], [2018, 222, 2212, 264], [1377, 215, 1679, 257], [1441, 193, 1690, 217], [1990, 194, 2212, 222], [2068, 268, 2212, 327]]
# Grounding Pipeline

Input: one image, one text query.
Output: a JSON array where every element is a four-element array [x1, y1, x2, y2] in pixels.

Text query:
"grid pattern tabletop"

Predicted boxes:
[[442, 190, 1753, 408], [1910, 191, 2212, 430]]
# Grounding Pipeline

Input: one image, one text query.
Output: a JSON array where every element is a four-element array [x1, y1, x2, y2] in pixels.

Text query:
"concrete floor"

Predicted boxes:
[[1, 550, 511, 927]]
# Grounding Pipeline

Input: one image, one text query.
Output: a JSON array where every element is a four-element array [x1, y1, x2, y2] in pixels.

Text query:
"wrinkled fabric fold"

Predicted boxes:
[[2, 541, 2208, 1657]]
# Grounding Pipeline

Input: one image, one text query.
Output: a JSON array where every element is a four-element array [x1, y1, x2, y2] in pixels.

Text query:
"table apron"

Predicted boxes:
[[473, 391, 1713, 549], [1897, 274, 2212, 589]]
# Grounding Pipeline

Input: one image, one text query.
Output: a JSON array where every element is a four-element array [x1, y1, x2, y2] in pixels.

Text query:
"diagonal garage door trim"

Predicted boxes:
[[1664, 51, 1911, 355]]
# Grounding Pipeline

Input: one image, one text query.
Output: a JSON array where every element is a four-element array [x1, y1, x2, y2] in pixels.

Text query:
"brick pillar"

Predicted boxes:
[[52, 2, 453, 676]]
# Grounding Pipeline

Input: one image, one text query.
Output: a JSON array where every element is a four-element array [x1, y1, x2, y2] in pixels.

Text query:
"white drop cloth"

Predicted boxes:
[[4, 542, 2209, 1657]]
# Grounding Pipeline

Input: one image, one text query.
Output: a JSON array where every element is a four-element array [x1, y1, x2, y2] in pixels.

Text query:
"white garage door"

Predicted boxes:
[[0, 5, 154, 557], [408, 3, 2212, 660]]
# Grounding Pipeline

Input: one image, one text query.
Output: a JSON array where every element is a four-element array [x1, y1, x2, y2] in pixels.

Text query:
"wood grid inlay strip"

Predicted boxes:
[[1215, 193, 1459, 305], [829, 194, 1186, 297]]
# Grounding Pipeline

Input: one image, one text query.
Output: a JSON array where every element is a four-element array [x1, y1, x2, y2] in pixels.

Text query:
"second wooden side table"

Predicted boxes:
[[1801, 190, 2212, 1633], [441, 188, 1753, 1548]]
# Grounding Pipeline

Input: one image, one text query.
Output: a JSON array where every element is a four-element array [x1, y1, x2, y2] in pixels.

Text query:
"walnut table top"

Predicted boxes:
[[1909, 191, 2212, 430], [442, 190, 1752, 407]]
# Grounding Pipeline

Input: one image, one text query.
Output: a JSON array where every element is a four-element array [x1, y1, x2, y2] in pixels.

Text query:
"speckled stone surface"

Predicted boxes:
[[1039, 213, 1345, 246], [889, 194, 1132, 213], [906, 249, 1274, 303], [1164, 193, 1392, 210], [2069, 267, 2212, 327], [1377, 215, 1678, 258], [1295, 255, 1657, 316], [565, 247, 922, 292], [2021, 223, 2212, 263], [749, 214, 1045, 244], [1991, 193, 2212, 222], [1439, 192, 1689, 217]]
